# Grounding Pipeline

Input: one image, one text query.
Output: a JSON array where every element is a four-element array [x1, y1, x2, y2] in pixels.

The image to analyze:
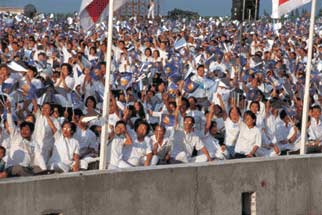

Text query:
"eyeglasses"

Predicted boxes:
[[62, 127, 71, 131]]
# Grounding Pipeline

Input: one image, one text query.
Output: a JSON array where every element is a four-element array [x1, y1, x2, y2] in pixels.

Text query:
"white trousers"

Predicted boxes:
[[147, 6, 155, 19]]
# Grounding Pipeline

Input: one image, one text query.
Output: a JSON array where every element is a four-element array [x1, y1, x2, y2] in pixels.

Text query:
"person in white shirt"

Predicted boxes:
[[170, 116, 212, 163], [47, 121, 80, 173], [234, 111, 262, 158], [189, 64, 216, 107], [201, 121, 228, 160], [150, 124, 172, 165], [55, 63, 75, 91], [5, 101, 46, 177], [308, 105, 322, 144], [147, 0, 155, 20], [107, 120, 132, 169], [119, 120, 153, 168], [33, 102, 61, 163]]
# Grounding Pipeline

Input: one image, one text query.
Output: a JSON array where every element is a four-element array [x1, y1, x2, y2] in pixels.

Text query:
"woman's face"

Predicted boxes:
[[86, 98, 95, 109], [229, 107, 240, 123], [154, 126, 165, 142], [250, 103, 259, 114], [244, 114, 255, 128], [62, 123, 73, 138]]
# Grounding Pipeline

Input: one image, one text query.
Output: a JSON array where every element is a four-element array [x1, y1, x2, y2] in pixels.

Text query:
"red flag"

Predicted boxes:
[[79, 0, 127, 31], [272, 0, 311, 18]]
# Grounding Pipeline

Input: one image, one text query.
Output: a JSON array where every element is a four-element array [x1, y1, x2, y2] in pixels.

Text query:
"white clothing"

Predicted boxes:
[[234, 122, 262, 155], [308, 117, 322, 142], [224, 118, 241, 147], [48, 132, 80, 172], [6, 113, 46, 170], [33, 111, 61, 162], [170, 130, 205, 162], [200, 134, 228, 159]]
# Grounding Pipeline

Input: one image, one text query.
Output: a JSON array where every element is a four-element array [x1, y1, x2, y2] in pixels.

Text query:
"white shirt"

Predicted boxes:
[[48, 132, 80, 166], [125, 136, 152, 161], [74, 128, 98, 152], [108, 135, 127, 167], [6, 113, 46, 170], [200, 134, 227, 159], [150, 135, 171, 159], [224, 118, 241, 146], [234, 122, 262, 154], [170, 130, 204, 158], [33, 111, 61, 153], [308, 117, 322, 141]]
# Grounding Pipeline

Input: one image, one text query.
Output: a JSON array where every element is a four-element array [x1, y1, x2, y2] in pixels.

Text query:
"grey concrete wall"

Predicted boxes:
[[1, 155, 322, 215]]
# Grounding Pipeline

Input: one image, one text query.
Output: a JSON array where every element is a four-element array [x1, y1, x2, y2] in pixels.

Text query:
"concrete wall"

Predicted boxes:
[[1, 155, 322, 215]]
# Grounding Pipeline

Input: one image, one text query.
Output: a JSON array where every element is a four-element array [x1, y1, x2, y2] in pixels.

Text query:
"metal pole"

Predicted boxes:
[[99, 0, 114, 170], [300, 0, 317, 155], [242, 0, 246, 21], [248, 9, 251, 21], [254, 0, 258, 20]]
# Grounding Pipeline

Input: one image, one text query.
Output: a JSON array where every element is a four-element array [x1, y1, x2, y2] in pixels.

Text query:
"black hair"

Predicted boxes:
[[134, 119, 150, 136], [184, 115, 195, 124], [20, 121, 35, 134], [311, 105, 321, 111], [115, 120, 126, 128], [0, 145, 6, 156], [279, 109, 288, 120], [62, 121, 77, 135], [61, 63, 73, 75], [250, 101, 260, 112], [228, 106, 242, 118], [197, 64, 205, 70], [209, 120, 217, 130], [73, 108, 84, 117], [244, 110, 257, 126], [154, 124, 166, 133], [85, 96, 97, 109]]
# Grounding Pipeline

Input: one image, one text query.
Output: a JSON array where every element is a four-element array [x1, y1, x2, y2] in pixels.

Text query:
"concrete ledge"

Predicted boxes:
[[1, 155, 322, 215]]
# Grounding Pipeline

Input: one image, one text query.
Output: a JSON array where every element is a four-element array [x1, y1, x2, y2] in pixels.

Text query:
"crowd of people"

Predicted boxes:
[[0, 11, 321, 178]]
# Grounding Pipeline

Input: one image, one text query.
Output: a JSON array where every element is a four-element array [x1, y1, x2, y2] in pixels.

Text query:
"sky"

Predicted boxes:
[[0, 0, 321, 16]]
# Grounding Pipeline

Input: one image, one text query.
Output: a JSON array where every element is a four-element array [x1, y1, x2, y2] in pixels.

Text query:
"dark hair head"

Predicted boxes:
[[134, 119, 150, 135], [279, 109, 288, 120], [61, 63, 73, 75], [20, 121, 35, 134], [244, 110, 257, 126], [115, 120, 126, 128], [0, 145, 6, 155], [184, 115, 195, 124], [250, 101, 260, 111], [85, 96, 97, 109], [62, 121, 77, 135]]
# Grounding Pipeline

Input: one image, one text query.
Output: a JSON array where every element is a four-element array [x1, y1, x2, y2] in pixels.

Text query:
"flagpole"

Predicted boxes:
[[99, 0, 115, 170], [300, 0, 316, 155]]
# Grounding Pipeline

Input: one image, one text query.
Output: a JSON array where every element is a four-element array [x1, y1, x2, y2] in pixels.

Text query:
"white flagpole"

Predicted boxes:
[[300, 0, 316, 155], [99, 0, 115, 170]]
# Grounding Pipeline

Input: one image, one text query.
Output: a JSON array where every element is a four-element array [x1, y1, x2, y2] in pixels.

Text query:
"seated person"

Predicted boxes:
[[150, 124, 172, 165], [170, 116, 212, 163]]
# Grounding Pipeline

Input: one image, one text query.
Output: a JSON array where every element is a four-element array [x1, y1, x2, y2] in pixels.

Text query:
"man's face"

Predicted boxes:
[[136, 124, 148, 139], [183, 118, 194, 131], [21, 125, 32, 139], [197, 66, 205, 77], [312, 108, 321, 120]]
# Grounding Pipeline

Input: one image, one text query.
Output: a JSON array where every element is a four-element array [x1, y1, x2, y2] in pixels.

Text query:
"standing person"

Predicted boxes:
[[147, 0, 155, 20]]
